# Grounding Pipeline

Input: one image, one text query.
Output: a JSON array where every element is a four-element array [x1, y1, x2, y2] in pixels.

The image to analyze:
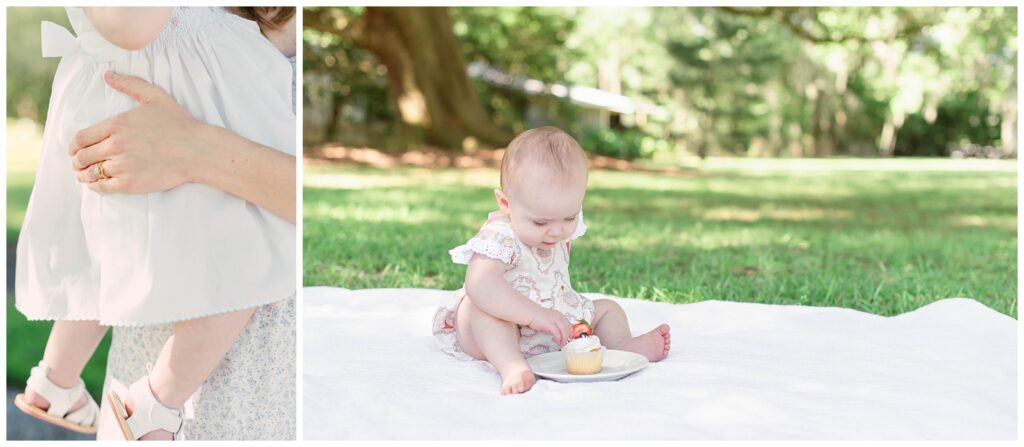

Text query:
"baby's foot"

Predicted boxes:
[[23, 385, 88, 414], [498, 363, 537, 395], [619, 324, 671, 362]]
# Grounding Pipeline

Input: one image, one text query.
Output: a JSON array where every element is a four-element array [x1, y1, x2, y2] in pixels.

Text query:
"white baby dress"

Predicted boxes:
[[16, 7, 296, 326], [432, 211, 593, 359]]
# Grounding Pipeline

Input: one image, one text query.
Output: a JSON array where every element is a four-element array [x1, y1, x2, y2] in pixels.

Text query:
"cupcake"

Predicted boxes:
[[563, 334, 605, 375]]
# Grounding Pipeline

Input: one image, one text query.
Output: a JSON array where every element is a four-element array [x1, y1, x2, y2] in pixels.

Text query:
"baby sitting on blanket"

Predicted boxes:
[[432, 127, 671, 394]]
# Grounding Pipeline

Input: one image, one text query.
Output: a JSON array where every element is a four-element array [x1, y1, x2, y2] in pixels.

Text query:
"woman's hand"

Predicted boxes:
[[71, 71, 296, 223], [70, 71, 204, 194]]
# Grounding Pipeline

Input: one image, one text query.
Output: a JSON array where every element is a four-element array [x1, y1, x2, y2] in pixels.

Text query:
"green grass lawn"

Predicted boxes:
[[304, 157, 1017, 318], [6, 118, 110, 397]]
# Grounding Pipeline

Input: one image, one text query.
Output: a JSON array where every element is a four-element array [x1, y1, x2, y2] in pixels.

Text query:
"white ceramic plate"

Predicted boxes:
[[527, 349, 649, 383]]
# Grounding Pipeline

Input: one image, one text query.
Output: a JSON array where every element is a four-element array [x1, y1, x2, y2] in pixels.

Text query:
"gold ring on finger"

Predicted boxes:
[[95, 161, 111, 180]]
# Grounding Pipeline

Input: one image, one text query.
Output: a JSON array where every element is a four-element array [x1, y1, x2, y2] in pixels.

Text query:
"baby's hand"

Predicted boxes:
[[526, 308, 572, 345]]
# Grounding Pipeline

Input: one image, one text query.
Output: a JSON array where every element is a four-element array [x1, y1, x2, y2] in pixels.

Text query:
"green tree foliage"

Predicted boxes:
[[305, 6, 1015, 159], [450, 7, 580, 134], [7, 7, 68, 123], [303, 7, 397, 147], [664, 7, 1017, 157], [666, 8, 796, 157]]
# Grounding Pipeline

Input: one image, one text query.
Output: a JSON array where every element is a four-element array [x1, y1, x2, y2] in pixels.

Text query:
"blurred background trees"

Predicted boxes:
[[303, 6, 1017, 160], [7, 7, 67, 124]]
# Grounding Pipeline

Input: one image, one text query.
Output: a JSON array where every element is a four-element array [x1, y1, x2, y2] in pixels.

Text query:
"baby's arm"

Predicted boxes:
[[83, 7, 172, 51], [465, 255, 572, 344]]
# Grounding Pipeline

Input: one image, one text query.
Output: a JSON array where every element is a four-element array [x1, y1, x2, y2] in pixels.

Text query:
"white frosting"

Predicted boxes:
[[563, 335, 602, 353]]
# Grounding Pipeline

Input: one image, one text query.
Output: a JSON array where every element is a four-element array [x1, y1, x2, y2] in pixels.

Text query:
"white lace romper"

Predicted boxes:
[[433, 211, 594, 359]]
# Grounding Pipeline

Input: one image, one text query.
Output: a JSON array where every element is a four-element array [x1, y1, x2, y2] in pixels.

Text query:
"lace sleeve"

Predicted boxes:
[[449, 221, 519, 265]]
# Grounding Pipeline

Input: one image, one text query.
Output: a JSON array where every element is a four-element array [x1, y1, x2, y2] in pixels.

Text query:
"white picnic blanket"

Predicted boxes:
[[302, 287, 1016, 440]]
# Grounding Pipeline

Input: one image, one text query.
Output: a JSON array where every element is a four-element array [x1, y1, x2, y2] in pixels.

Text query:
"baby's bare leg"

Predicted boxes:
[[591, 299, 671, 362], [129, 307, 257, 440], [25, 320, 108, 411], [456, 297, 536, 395]]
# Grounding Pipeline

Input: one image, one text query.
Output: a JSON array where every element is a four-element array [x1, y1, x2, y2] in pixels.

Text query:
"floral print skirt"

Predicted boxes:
[[96, 296, 296, 440]]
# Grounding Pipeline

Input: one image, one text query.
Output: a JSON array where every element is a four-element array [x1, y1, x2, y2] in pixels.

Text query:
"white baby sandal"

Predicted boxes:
[[107, 370, 183, 440], [14, 360, 100, 434]]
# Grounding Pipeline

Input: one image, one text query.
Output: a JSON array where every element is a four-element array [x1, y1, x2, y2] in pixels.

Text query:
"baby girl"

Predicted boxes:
[[433, 127, 671, 395]]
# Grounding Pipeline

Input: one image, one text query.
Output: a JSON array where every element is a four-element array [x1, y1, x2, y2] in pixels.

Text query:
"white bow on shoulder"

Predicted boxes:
[[41, 21, 122, 62]]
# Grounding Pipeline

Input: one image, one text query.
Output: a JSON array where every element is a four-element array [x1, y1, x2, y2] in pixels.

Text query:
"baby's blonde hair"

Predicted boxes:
[[500, 127, 588, 193]]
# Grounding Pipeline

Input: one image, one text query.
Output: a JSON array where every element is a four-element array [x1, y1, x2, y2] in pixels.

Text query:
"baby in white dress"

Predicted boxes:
[[433, 127, 671, 395], [14, 7, 295, 439]]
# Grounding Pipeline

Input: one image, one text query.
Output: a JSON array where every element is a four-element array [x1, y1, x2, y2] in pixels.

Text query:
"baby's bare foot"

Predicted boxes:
[[620, 324, 671, 362], [499, 364, 537, 395]]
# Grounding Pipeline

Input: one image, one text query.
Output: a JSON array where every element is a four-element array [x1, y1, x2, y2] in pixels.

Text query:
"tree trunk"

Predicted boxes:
[[325, 91, 344, 142], [353, 7, 512, 150], [1001, 94, 1017, 157], [1000, 64, 1017, 157], [879, 118, 897, 157]]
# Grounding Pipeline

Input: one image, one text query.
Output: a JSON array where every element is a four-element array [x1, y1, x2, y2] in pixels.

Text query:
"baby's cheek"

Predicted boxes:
[[525, 227, 540, 242]]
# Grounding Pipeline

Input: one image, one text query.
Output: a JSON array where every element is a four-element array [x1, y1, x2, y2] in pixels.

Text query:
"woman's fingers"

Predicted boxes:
[[69, 71, 172, 159], [74, 165, 98, 183], [85, 177, 127, 194], [71, 138, 114, 170], [103, 70, 170, 105], [74, 159, 119, 184], [70, 70, 172, 158], [67, 116, 116, 157]]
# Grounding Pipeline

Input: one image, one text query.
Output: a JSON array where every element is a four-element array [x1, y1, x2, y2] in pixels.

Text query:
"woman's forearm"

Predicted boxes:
[[190, 124, 297, 223], [83, 7, 172, 51]]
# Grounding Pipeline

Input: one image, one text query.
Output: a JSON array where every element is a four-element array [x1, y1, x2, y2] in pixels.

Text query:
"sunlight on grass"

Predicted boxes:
[[306, 202, 454, 226], [305, 165, 497, 189], [697, 157, 1017, 173], [947, 214, 1017, 231], [701, 207, 852, 223]]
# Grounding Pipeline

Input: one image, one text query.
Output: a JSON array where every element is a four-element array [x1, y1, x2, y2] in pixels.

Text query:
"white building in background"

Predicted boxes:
[[466, 62, 670, 132]]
